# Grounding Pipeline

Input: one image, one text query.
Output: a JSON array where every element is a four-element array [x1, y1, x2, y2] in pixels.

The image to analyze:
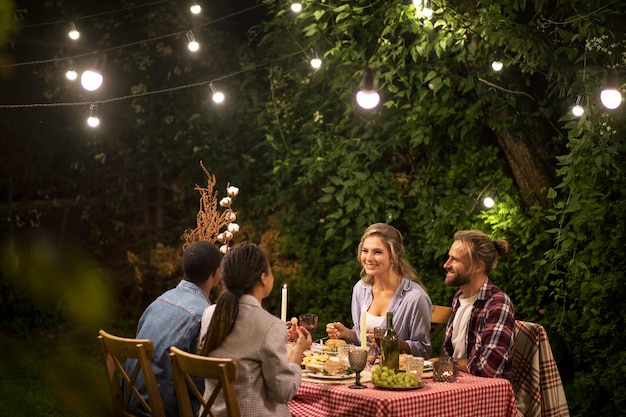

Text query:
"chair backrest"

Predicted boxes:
[[98, 329, 166, 417], [169, 346, 240, 417], [512, 321, 570, 417], [430, 305, 452, 340]]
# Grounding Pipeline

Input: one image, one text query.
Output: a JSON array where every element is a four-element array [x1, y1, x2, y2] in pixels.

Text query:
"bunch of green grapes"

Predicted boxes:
[[370, 365, 421, 388]]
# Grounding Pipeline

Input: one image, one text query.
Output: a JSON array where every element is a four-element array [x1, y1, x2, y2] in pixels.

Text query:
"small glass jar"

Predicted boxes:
[[433, 356, 458, 382]]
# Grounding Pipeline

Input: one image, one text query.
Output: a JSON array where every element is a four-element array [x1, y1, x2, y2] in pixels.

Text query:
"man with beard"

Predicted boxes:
[[439, 230, 515, 380]]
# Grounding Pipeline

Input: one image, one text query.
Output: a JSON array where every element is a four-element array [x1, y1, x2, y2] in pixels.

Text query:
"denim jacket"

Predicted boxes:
[[125, 279, 210, 417]]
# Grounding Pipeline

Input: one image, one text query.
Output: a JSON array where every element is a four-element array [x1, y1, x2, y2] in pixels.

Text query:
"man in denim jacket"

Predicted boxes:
[[125, 240, 221, 417]]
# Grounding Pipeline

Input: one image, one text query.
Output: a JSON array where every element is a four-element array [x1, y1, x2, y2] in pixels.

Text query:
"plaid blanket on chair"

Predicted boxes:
[[511, 321, 570, 417]]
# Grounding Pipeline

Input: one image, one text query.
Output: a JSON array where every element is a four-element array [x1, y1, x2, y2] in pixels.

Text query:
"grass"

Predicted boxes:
[[0, 326, 113, 417]]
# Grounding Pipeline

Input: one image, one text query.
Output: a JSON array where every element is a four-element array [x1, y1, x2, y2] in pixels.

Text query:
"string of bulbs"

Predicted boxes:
[[1, 0, 622, 128]]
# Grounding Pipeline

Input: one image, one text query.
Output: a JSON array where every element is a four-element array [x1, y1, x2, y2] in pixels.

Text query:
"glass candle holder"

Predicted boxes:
[[433, 356, 458, 382]]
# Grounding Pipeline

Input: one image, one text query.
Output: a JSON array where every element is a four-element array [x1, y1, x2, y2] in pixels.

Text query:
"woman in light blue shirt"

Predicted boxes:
[[326, 223, 432, 358]]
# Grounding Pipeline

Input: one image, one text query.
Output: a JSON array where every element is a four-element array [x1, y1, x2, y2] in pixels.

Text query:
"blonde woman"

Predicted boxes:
[[326, 223, 432, 358]]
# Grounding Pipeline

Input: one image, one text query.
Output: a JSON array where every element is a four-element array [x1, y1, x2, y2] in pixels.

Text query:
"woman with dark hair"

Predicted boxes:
[[199, 241, 311, 417], [325, 223, 433, 358]]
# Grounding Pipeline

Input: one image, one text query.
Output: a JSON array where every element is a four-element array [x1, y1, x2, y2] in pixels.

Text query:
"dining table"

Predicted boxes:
[[288, 370, 518, 417]]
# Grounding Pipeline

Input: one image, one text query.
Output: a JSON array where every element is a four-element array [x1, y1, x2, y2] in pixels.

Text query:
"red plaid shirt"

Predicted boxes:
[[442, 278, 516, 380]]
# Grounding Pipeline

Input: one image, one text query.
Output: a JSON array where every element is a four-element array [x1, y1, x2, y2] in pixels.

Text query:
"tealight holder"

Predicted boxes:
[[433, 356, 458, 382]]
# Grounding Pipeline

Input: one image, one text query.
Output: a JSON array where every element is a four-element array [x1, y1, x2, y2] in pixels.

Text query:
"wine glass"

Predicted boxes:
[[373, 326, 386, 352], [299, 314, 318, 335], [348, 348, 368, 389]]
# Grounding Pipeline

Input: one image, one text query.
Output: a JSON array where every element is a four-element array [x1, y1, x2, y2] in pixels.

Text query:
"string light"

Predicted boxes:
[[210, 82, 225, 103], [65, 59, 78, 81], [483, 190, 497, 209], [600, 68, 622, 110], [68, 22, 80, 40], [186, 31, 200, 52], [356, 68, 380, 110], [291, 1, 303, 13], [87, 104, 100, 127], [491, 50, 503, 71], [81, 69, 104, 91], [413, 0, 433, 20], [310, 48, 322, 69], [571, 95, 585, 117], [189, 2, 202, 15]]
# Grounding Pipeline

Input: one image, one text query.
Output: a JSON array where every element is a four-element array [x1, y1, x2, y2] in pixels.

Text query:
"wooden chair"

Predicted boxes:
[[169, 346, 241, 417], [97, 329, 165, 417], [430, 305, 452, 340]]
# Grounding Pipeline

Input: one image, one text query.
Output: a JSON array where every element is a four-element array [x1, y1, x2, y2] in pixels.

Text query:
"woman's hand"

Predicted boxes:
[[288, 326, 312, 364], [326, 322, 347, 339]]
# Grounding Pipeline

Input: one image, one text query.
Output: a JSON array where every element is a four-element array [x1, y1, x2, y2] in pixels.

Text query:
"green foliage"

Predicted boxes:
[[249, 1, 626, 415]]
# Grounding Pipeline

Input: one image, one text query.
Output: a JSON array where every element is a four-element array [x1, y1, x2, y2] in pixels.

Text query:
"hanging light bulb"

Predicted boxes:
[[68, 22, 80, 40], [65, 59, 77, 81], [210, 83, 225, 103], [600, 68, 622, 110], [87, 104, 100, 128], [356, 68, 380, 110], [310, 48, 322, 69], [186, 31, 200, 52], [189, 2, 202, 14], [491, 50, 503, 71], [483, 190, 497, 209], [81, 69, 103, 91], [571, 95, 585, 117], [420, 0, 433, 19], [291, 0, 302, 13]]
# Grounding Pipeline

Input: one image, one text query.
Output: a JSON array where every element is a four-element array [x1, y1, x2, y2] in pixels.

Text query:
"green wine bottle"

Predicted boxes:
[[380, 311, 399, 371]]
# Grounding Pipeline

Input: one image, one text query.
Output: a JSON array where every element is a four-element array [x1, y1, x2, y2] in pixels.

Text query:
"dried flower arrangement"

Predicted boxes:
[[182, 161, 239, 254]]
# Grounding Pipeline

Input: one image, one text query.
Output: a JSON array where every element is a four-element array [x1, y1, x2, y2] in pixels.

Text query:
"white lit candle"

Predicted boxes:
[[281, 284, 288, 322], [360, 307, 367, 348]]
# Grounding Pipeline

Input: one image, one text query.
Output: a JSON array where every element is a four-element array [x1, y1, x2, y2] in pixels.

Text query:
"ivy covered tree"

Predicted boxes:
[[241, 0, 626, 414]]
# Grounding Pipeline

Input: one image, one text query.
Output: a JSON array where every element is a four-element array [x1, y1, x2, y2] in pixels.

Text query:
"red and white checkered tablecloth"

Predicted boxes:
[[288, 372, 518, 417]]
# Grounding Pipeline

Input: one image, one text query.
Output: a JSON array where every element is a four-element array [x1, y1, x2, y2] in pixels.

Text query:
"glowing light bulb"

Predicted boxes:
[[572, 104, 584, 117], [483, 196, 495, 208], [68, 22, 80, 40], [291, 1, 302, 12], [87, 104, 100, 128], [356, 91, 380, 109], [186, 31, 200, 52], [81, 70, 103, 91], [356, 68, 380, 110], [190, 3, 201, 14], [601, 89, 622, 109], [66, 69, 78, 80], [210, 83, 224, 103], [310, 48, 322, 69]]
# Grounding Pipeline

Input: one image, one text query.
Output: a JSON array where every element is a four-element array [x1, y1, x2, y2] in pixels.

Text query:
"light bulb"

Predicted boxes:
[[210, 83, 225, 103], [356, 68, 380, 110], [310, 48, 322, 69], [600, 68, 622, 109], [483, 196, 495, 208], [311, 58, 322, 69], [190, 3, 201, 14], [356, 91, 380, 110], [601, 89, 622, 109], [81, 70, 103, 91], [87, 104, 100, 128], [572, 104, 584, 117], [491, 50, 503, 71], [186, 31, 200, 52], [68, 22, 80, 40], [291, 1, 302, 12], [66, 69, 78, 80], [212, 91, 225, 103]]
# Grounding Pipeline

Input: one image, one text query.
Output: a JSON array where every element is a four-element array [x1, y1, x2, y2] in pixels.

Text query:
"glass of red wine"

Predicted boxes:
[[299, 314, 318, 335]]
